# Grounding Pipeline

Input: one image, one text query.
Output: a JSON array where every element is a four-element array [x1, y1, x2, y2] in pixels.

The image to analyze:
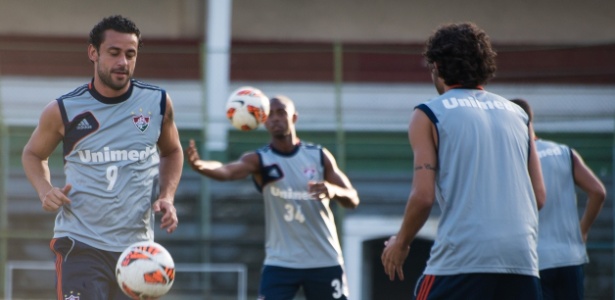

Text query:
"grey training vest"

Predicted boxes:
[[418, 88, 539, 277], [54, 79, 164, 252], [256, 143, 344, 268], [535, 139, 588, 270]]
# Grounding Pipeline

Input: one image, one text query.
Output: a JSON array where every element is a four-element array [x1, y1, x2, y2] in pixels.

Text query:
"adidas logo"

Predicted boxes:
[[76, 119, 92, 130], [268, 168, 279, 177]]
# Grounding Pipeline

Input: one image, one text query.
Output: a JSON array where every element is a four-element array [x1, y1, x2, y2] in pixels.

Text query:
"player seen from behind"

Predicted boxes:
[[381, 22, 546, 300], [512, 98, 606, 300]]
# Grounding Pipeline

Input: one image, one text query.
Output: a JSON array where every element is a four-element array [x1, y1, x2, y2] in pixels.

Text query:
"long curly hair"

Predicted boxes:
[[89, 15, 143, 51], [423, 22, 497, 87]]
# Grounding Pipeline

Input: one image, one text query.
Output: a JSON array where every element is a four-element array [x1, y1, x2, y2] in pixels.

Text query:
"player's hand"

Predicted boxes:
[[308, 180, 333, 200], [41, 184, 72, 212], [153, 198, 178, 234], [186, 139, 201, 170], [381, 235, 410, 281]]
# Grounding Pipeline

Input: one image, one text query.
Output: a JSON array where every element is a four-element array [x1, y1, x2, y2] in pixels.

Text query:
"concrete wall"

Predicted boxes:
[[0, 0, 614, 44], [3, 77, 614, 132]]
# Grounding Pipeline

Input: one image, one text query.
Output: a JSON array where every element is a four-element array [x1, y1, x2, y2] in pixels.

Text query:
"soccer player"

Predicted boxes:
[[511, 98, 606, 300], [380, 22, 546, 299], [186, 95, 360, 300], [21, 15, 184, 300]]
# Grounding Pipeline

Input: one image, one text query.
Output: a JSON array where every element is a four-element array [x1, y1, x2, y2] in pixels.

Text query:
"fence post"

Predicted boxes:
[[333, 42, 346, 242], [0, 74, 8, 295]]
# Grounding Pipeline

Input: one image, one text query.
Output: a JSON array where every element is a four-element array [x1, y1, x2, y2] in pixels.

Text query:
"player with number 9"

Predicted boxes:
[[186, 94, 360, 300], [21, 15, 183, 300]]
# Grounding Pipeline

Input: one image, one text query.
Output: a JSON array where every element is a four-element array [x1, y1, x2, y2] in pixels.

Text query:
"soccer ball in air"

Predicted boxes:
[[116, 241, 175, 300], [226, 86, 270, 131]]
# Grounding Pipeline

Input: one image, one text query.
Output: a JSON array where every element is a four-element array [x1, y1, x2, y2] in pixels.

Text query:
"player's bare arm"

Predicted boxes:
[[310, 148, 359, 208], [154, 94, 184, 233], [571, 149, 606, 242], [382, 109, 436, 282], [186, 139, 260, 181], [22, 100, 72, 212], [527, 122, 546, 210]]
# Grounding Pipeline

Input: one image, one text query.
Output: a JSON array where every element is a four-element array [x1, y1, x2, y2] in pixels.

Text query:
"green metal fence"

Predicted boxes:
[[1, 41, 614, 299]]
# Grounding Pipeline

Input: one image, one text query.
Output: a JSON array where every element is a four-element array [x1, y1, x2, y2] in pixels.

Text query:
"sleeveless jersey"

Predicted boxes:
[[255, 143, 344, 268], [535, 139, 588, 270], [417, 88, 539, 277], [54, 79, 165, 252]]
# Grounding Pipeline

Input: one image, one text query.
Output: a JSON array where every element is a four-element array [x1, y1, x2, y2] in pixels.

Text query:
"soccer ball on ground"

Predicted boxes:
[[116, 241, 175, 300], [226, 86, 270, 131]]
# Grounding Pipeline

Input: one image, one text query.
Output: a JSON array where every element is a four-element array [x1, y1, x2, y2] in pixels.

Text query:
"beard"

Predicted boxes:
[[97, 66, 131, 91]]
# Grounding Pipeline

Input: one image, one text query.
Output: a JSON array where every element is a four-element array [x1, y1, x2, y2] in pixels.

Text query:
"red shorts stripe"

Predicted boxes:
[[50, 239, 63, 300], [417, 274, 435, 300]]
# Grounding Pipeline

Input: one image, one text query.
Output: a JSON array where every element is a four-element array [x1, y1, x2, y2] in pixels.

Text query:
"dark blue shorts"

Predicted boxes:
[[50, 237, 131, 300], [413, 273, 542, 300], [540, 265, 584, 300], [258, 265, 348, 300]]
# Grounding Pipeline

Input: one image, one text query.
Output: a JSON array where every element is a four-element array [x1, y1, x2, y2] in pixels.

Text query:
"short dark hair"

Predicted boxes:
[[510, 98, 533, 122], [89, 15, 143, 50], [423, 22, 497, 87]]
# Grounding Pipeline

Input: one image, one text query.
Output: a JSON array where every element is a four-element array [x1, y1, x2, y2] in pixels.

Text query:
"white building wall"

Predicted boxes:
[[2, 76, 614, 134]]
